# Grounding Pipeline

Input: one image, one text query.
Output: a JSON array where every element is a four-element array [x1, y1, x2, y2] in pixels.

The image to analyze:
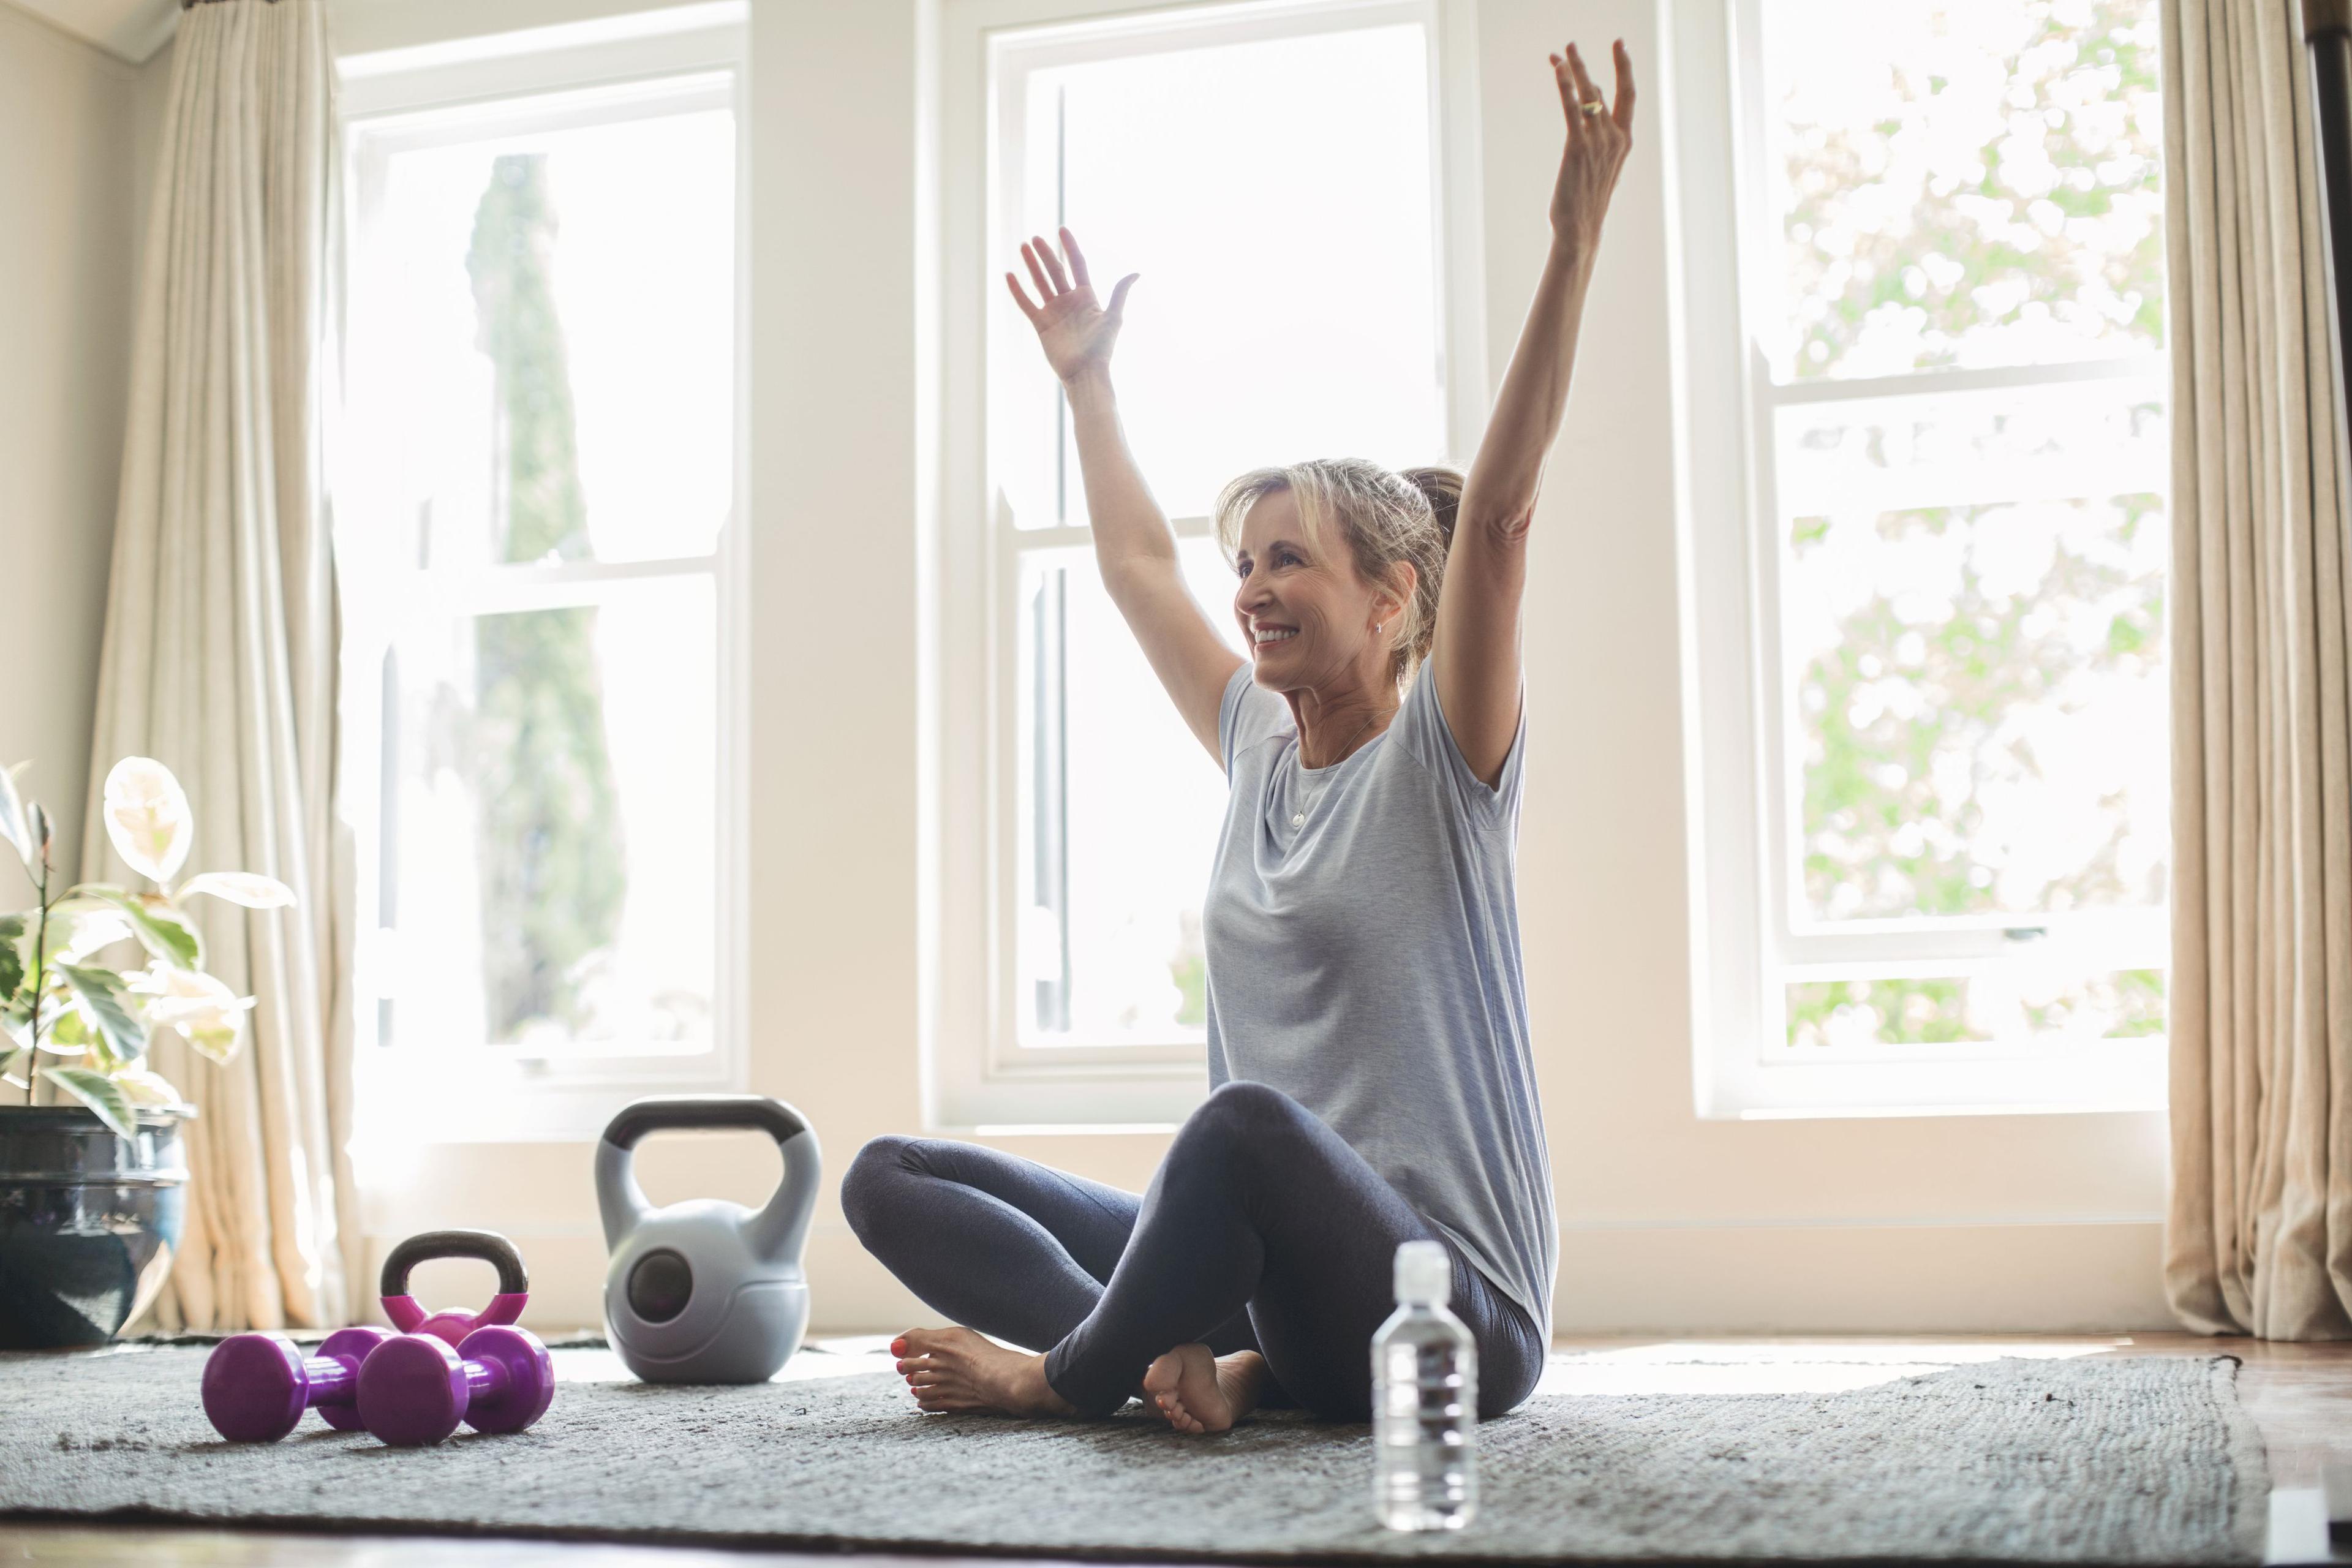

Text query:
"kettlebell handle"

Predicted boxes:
[[379, 1229, 529, 1343], [600, 1096, 809, 1150], [594, 1095, 821, 1265]]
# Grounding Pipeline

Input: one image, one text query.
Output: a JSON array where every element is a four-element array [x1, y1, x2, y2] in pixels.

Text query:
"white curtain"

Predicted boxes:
[[83, 0, 355, 1332], [2162, 0, 2352, 1338]]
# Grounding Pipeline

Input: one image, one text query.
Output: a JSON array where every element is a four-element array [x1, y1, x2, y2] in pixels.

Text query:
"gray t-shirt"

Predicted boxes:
[[1205, 659, 1556, 1336]]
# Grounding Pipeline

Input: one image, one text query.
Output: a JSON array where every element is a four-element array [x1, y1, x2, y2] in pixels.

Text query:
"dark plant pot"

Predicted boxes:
[[0, 1104, 189, 1349]]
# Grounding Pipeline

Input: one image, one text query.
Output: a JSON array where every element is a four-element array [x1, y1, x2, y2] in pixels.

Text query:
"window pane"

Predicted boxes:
[[1780, 387, 2168, 922], [382, 578, 717, 1052], [357, 106, 734, 565], [1762, 0, 2163, 381], [1786, 968, 2165, 1048], [1003, 24, 1446, 525], [1022, 541, 1244, 1042]]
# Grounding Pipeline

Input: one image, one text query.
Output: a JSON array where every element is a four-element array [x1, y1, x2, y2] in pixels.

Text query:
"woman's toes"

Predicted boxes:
[[899, 1327, 960, 1359], [1142, 1352, 1185, 1399]]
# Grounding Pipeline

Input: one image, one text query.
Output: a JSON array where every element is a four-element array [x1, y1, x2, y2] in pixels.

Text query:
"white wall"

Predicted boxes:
[[0, 2, 141, 873], [348, 0, 2175, 1334]]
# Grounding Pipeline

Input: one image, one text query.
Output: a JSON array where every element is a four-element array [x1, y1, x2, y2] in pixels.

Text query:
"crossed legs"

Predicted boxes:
[[843, 1080, 1540, 1430]]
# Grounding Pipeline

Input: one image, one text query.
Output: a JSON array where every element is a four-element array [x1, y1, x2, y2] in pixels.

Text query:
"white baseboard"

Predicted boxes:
[[371, 1218, 2174, 1338], [1548, 1219, 2172, 1334]]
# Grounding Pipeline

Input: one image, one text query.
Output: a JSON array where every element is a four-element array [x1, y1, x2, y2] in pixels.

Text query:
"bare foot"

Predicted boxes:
[[892, 1327, 1077, 1417], [1141, 1344, 1267, 1434]]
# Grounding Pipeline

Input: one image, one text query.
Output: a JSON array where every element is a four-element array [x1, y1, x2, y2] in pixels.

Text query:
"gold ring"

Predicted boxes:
[[1579, 98, 1604, 117]]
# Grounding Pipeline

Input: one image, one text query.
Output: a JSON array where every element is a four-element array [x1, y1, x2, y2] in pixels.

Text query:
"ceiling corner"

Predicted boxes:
[[7, 0, 179, 63]]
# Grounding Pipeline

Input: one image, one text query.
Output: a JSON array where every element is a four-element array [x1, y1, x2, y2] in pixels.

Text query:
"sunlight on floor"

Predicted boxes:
[[1532, 1338, 2136, 1396], [551, 1334, 2143, 1395], [554, 1336, 901, 1384]]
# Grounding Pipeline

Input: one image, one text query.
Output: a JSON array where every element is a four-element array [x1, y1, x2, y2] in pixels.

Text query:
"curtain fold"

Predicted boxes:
[[84, 0, 356, 1332], [2163, 0, 2352, 1340]]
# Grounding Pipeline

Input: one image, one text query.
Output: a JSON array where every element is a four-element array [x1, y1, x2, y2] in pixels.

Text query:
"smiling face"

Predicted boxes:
[[1231, 487, 1401, 693]]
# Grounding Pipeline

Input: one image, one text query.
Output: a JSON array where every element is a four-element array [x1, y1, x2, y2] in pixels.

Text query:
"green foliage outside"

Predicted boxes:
[[1170, 908, 1207, 1029], [1771, 0, 2170, 1049], [1775, 0, 2163, 379], [1787, 494, 2169, 1050], [466, 154, 625, 1043], [1787, 967, 2165, 1048], [1796, 492, 2165, 921], [1171, 956, 1207, 1030]]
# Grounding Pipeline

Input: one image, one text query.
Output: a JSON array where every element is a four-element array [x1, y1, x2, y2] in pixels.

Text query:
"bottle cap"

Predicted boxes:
[[1393, 1240, 1451, 1305]]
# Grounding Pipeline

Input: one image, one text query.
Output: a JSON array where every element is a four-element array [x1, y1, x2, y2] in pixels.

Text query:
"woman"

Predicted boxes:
[[844, 38, 1635, 1433]]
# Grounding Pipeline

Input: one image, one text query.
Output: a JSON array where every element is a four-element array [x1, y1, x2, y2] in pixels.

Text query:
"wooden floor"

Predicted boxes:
[[3, 1333, 2346, 1566]]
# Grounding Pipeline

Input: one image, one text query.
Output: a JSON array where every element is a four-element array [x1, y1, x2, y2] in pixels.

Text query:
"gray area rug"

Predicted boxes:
[[0, 1348, 2264, 1564]]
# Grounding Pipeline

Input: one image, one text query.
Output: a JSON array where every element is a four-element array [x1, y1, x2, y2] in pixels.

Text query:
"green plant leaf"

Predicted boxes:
[[0, 762, 28, 870], [55, 963, 146, 1065], [0, 914, 20, 1002], [37, 900, 134, 967], [113, 1065, 181, 1107], [75, 886, 202, 970], [40, 1065, 137, 1139], [0, 1046, 27, 1088], [37, 1005, 91, 1056], [179, 872, 296, 910]]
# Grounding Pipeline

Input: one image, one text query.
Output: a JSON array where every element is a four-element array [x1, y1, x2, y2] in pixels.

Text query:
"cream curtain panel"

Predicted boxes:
[[83, 0, 355, 1331], [2163, 0, 2352, 1338]]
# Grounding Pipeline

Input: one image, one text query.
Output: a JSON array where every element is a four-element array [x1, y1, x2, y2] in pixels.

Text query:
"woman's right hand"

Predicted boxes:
[[1006, 227, 1138, 386]]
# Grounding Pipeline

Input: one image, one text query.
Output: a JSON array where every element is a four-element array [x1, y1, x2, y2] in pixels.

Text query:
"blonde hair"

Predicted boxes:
[[1212, 458, 1463, 685]]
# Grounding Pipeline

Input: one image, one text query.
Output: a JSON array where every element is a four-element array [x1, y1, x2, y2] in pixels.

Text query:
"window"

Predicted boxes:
[[1675, 0, 2168, 1115], [933, 0, 1483, 1126], [338, 17, 747, 1139]]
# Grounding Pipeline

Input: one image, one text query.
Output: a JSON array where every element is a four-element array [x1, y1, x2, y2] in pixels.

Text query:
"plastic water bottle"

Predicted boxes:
[[1371, 1239, 1477, 1531]]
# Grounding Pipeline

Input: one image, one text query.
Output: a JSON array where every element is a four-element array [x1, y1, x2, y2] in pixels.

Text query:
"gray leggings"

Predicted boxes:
[[841, 1080, 1545, 1420]]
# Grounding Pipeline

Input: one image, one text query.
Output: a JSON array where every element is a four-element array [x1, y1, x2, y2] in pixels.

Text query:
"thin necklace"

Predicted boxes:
[[1302, 707, 1384, 771], [1290, 707, 1390, 831]]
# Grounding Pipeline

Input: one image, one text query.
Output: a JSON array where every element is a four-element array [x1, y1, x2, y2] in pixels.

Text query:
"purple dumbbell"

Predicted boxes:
[[356, 1323, 554, 1446], [201, 1327, 397, 1442]]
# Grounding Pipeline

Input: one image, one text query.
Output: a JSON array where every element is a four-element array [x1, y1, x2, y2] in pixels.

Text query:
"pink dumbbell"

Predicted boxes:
[[201, 1327, 397, 1441], [377, 1229, 532, 1348], [356, 1324, 554, 1446], [353, 1228, 552, 1446]]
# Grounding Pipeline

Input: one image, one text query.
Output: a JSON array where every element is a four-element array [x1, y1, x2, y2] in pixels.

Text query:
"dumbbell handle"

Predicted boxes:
[[299, 1352, 356, 1397], [202, 1328, 393, 1442], [358, 1325, 554, 1446], [456, 1348, 512, 1400]]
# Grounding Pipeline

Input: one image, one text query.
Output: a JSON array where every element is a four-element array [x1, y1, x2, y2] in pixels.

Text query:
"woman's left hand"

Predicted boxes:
[[1547, 40, 1635, 263]]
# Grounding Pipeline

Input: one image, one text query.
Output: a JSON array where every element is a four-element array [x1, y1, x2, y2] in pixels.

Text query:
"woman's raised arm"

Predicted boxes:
[[1436, 40, 1635, 786], [1008, 229, 1243, 764]]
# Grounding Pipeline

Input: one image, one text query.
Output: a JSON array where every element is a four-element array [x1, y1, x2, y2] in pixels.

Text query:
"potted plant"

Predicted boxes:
[[0, 756, 292, 1348]]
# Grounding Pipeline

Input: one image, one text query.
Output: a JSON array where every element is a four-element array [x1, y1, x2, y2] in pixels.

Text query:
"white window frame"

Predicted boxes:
[[929, 0, 1488, 1130], [1669, 0, 2169, 1120], [336, 8, 751, 1142]]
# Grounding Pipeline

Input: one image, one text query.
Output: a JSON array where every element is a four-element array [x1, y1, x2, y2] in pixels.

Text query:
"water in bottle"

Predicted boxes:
[[1371, 1238, 1478, 1531]]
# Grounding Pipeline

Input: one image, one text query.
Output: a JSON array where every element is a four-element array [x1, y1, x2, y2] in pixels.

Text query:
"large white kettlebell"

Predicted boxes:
[[595, 1095, 821, 1384]]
